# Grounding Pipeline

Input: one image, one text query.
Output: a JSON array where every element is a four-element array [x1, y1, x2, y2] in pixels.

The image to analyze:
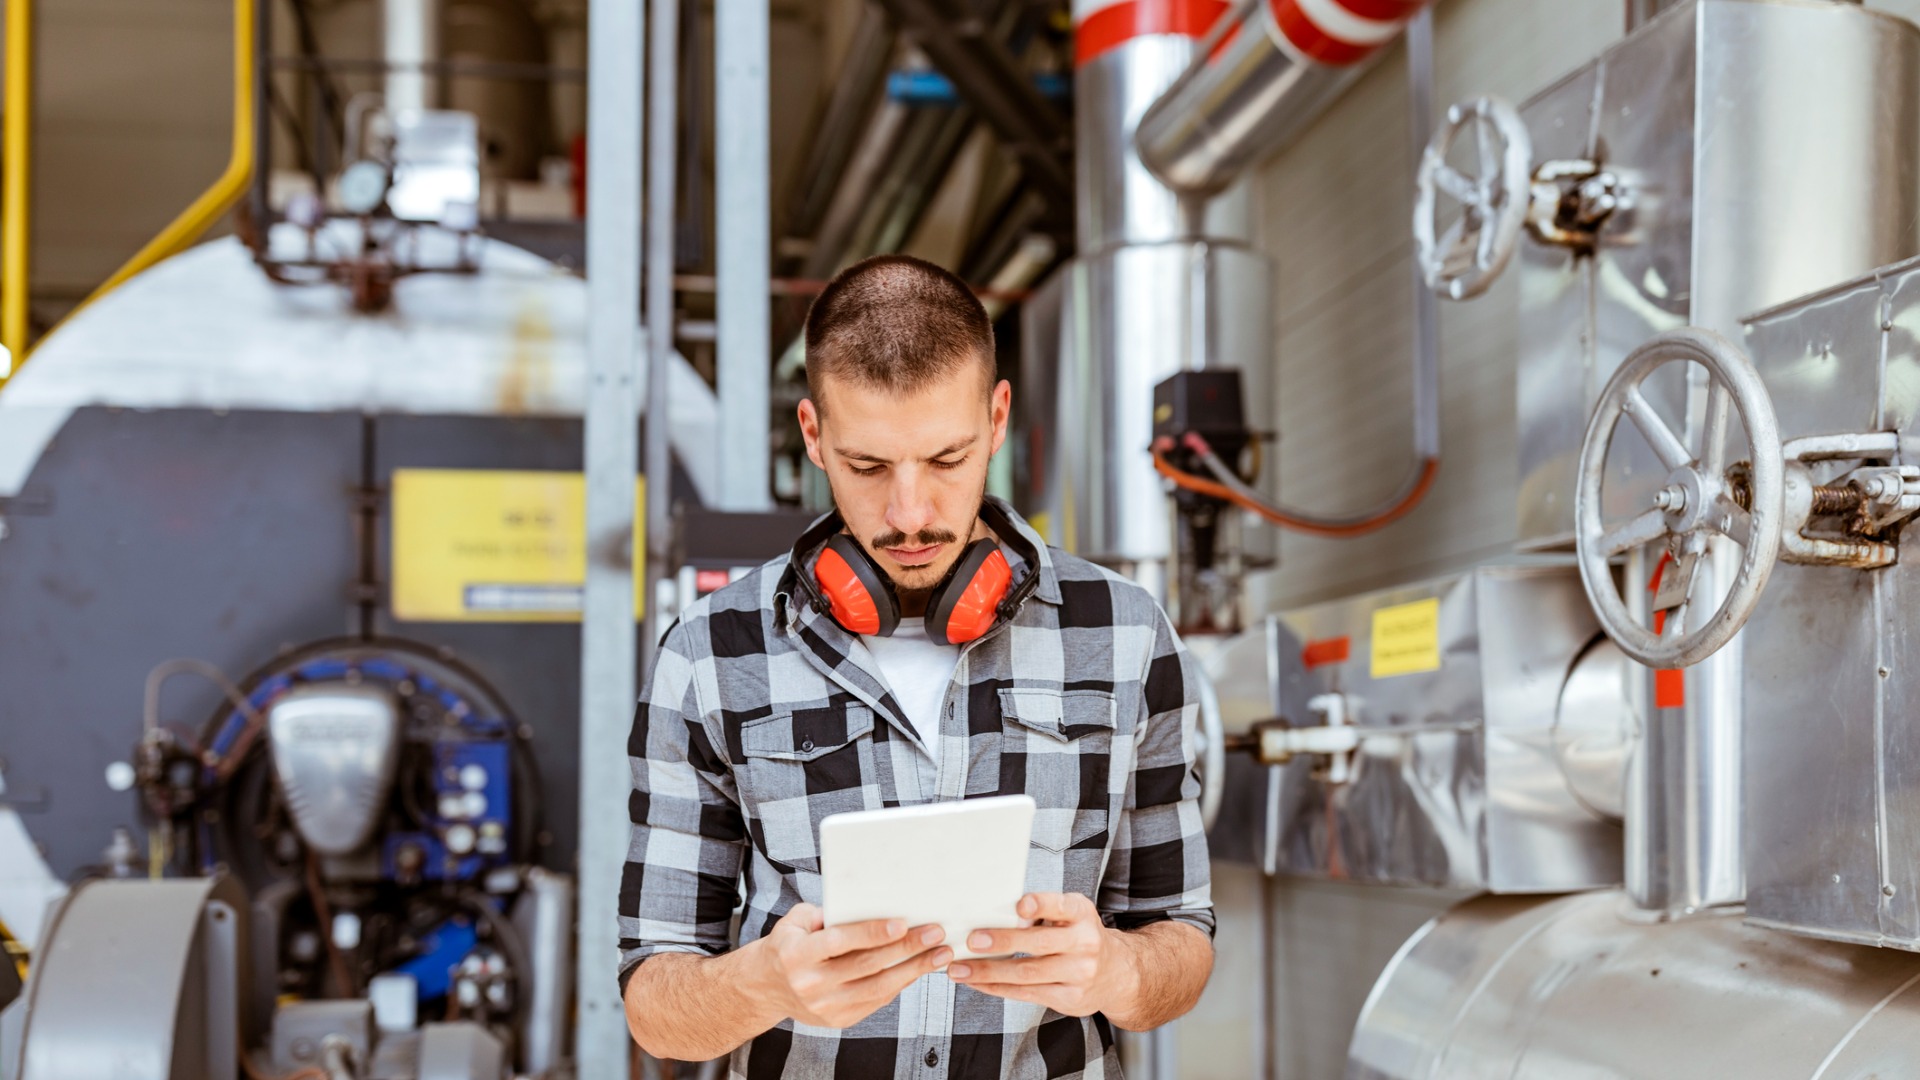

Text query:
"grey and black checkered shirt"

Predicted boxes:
[[618, 498, 1213, 1079]]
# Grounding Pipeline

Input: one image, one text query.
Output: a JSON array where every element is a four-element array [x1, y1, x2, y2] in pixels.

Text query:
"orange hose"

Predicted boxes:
[[1151, 439, 1439, 538]]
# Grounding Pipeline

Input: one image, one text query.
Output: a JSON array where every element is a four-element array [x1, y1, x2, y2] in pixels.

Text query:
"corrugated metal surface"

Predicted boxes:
[[1253, 0, 1623, 610]]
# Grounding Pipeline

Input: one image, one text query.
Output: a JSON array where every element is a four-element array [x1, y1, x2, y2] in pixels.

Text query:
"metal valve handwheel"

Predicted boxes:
[[1414, 95, 1532, 301], [1575, 328, 1784, 669]]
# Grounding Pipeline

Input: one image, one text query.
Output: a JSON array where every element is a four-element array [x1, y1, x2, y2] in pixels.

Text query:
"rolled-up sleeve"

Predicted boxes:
[[1098, 608, 1215, 937], [616, 620, 747, 994]]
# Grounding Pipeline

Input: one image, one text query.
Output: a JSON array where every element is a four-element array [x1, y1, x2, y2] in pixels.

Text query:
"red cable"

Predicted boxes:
[[1150, 438, 1439, 538]]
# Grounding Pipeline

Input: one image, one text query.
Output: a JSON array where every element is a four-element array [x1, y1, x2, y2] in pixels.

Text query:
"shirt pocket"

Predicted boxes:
[[738, 704, 878, 873], [998, 688, 1118, 856]]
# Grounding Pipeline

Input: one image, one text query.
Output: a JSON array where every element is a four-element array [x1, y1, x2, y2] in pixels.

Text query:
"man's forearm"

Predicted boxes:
[[623, 943, 783, 1062], [1100, 920, 1214, 1031]]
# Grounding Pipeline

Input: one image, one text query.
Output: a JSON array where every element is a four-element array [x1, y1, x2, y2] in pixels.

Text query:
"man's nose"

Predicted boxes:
[[886, 470, 935, 538]]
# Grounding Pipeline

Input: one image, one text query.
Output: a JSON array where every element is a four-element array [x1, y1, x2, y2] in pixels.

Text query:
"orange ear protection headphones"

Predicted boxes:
[[791, 504, 1039, 646]]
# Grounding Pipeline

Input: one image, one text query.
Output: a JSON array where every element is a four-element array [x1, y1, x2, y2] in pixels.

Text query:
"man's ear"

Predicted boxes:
[[989, 379, 1012, 456], [798, 398, 826, 470]]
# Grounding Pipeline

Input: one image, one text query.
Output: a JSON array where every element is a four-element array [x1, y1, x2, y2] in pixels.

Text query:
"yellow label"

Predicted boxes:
[[390, 469, 645, 622], [1370, 598, 1441, 678]]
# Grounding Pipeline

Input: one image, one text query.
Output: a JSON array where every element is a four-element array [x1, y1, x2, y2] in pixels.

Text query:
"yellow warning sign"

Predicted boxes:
[[1370, 598, 1441, 678], [390, 469, 645, 622]]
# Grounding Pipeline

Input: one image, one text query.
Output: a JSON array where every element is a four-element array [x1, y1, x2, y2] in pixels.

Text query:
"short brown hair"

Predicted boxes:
[[803, 255, 995, 411]]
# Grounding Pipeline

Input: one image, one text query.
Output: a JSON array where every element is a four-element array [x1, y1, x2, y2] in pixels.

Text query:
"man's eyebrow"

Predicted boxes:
[[834, 437, 978, 465]]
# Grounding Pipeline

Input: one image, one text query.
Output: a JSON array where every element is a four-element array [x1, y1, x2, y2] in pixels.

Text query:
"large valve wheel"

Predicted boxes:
[[1575, 328, 1784, 669], [1414, 95, 1531, 301]]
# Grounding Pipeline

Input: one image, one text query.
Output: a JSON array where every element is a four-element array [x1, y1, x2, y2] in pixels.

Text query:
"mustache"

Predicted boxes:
[[871, 526, 960, 550]]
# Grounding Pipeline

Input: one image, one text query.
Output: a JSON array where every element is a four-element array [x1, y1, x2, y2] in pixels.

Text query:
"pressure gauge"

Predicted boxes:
[[338, 160, 390, 216]]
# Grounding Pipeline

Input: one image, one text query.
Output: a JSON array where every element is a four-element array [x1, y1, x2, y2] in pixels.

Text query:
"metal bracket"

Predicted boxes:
[[1526, 159, 1625, 252], [1775, 438, 1913, 568]]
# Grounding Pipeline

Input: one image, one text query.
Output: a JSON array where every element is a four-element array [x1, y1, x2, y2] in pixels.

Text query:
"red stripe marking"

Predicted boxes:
[[1330, 0, 1427, 21], [1646, 552, 1686, 707], [1076, 0, 1232, 66], [1270, 0, 1379, 66], [1655, 669, 1687, 709], [1302, 636, 1350, 669]]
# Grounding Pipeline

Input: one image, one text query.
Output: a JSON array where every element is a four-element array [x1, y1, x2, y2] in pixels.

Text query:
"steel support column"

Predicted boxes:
[[576, 0, 643, 1072], [716, 0, 772, 510]]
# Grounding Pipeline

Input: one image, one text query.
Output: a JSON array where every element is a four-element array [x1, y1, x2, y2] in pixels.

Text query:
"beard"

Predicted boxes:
[[829, 477, 989, 596]]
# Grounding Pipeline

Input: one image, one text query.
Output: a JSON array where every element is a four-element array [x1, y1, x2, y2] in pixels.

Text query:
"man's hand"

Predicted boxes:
[[752, 903, 954, 1029], [944, 893, 1140, 1018]]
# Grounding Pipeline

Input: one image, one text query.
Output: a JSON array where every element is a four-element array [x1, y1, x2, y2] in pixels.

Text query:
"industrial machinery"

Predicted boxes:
[[1206, 565, 1628, 894], [0, 205, 733, 1077], [1331, 2, 1920, 1076], [1406, 0, 1920, 915]]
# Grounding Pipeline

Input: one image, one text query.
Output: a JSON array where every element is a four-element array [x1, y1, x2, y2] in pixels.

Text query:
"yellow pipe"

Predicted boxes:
[[43, 0, 255, 349], [2, 0, 31, 381]]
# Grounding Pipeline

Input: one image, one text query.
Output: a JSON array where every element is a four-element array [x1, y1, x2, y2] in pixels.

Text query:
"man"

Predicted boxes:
[[618, 254, 1213, 1078]]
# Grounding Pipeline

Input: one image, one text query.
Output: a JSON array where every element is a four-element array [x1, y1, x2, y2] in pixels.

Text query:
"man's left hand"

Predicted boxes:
[[945, 892, 1138, 1017]]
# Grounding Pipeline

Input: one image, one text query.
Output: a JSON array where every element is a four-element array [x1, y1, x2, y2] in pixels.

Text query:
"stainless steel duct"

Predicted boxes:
[[384, 0, 441, 114], [1134, 0, 1432, 199], [1351, 890, 1920, 1079], [1023, 0, 1262, 590]]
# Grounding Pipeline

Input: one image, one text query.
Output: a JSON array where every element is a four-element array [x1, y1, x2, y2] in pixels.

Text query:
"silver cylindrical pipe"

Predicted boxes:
[[1135, 0, 1431, 199], [383, 0, 441, 115]]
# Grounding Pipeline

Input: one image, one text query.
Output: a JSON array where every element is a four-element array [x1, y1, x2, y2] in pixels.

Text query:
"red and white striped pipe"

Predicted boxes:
[[1131, 0, 1433, 194], [1075, 0, 1427, 68], [1073, 0, 1231, 67], [1271, 0, 1430, 66]]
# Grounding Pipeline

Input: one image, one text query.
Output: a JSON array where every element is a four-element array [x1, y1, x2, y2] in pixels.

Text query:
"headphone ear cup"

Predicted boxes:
[[814, 535, 900, 636], [925, 540, 1013, 646]]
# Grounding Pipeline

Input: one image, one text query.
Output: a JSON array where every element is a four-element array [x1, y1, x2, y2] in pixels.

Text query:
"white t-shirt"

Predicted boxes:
[[860, 618, 962, 771]]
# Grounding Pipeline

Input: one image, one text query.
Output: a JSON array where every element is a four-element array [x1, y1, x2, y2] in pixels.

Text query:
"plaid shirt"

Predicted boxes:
[[618, 498, 1212, 1079]]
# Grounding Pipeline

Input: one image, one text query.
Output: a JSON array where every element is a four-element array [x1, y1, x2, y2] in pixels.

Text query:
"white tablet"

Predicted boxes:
[[820, 794, 1036, 962]]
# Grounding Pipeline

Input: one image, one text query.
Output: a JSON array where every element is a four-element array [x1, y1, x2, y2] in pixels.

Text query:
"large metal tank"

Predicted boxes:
[[0, 227, 715, 892], [1350, 889, 1920, 1078]]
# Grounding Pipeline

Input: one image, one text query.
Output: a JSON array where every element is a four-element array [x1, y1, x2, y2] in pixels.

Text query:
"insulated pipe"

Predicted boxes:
[[2, 0, 30, 379], [384, 0, 441, 115], [1134, 0, 1433, 198]]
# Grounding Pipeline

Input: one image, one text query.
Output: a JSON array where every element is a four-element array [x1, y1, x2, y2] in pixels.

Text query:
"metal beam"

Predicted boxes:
[[716, 0, 773, 510], [870, 0, 1072, 212], [576, 0, 642, 1072]]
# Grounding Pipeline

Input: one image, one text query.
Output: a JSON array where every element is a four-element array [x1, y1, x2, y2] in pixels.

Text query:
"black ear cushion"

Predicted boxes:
[[924, 539, 999, 646], [824, 534, 900, 637]]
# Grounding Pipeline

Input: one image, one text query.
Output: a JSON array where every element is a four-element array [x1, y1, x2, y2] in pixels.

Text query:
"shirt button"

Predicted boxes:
[[925, 1049, 939, 1068], [801, 738, 815, 752]]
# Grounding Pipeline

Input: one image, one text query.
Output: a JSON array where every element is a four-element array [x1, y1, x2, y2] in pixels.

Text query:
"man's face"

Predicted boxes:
[[798, 361, 1011, 601]]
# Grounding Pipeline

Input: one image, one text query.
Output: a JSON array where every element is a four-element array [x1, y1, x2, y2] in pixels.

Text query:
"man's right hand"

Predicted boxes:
[[752, 903, 952, 1029]]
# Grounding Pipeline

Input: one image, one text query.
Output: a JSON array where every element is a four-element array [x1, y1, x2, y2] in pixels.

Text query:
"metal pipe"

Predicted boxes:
[[2, 0, 31, 380], [870, 0, 1073, 209], [1405, 6, 1439, 462], [644, 0, 679, 653], [383, 0, 441, 114], [1135, 0, 1432, 198], [782, 5, 896, 247], [576, 0, 643, 1071], [801, 88, 912, 280], [716, 0, 772, 510]]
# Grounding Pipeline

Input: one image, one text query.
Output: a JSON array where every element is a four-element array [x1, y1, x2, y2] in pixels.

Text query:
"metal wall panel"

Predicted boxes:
[[1253, 0, 1624, 611]]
